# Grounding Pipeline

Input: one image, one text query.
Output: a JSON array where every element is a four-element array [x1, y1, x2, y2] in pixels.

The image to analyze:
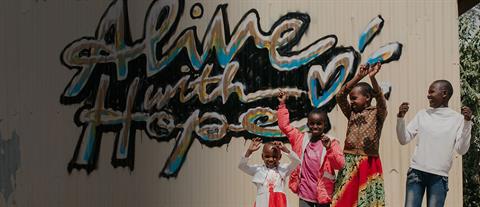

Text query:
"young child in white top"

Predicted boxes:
[[239, 138, 301, 207]]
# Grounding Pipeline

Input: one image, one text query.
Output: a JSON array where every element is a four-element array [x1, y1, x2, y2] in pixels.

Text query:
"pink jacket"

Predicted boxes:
[[277, 103, 345, 204]]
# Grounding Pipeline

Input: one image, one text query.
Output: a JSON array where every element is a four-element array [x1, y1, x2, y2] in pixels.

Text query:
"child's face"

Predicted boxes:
[[427, 83, 447, 108], [349, 87, 371, 112], [307, 113, 325, 138], [262, 145, 281, 168]]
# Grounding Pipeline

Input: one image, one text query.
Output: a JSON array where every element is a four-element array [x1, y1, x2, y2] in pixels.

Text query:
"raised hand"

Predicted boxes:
[[462, 106, 473, 121], [272, 141, 290, 153], [321, 135, 332, 149], [356, 64, 369, 78], [369, 62, 381, 77], [397, 102, 409, 118], [246, 137, 262, 157], [277, 89, 287, 104]]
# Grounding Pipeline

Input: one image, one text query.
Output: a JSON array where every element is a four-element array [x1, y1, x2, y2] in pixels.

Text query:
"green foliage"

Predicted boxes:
[[460, 5, 480, 207]]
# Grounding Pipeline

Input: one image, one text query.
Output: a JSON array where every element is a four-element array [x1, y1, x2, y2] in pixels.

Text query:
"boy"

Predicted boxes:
[[396, 80, 473, 207]]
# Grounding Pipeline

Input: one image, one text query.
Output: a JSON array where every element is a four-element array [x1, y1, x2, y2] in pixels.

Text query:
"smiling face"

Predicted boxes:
[[262, 144, 281, 169], [427, 82, 449, 108], [349, 87, 371, 112], [307, 113, 326, 138]]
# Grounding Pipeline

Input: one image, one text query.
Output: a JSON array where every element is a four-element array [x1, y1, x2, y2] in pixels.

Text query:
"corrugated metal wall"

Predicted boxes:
[[0, 0, 463, 206]]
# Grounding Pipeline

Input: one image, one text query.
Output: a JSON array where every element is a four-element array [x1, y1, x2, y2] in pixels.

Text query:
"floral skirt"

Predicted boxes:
[[331, 153, 385, 207]]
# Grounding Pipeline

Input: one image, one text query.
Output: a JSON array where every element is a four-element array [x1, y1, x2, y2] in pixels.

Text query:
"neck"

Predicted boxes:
[[433, 103, 448, 108], [310, 134, 323, 142]]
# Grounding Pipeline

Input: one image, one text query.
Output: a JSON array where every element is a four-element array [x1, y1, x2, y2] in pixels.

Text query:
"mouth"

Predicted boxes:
[[351, 105, 362, 111]]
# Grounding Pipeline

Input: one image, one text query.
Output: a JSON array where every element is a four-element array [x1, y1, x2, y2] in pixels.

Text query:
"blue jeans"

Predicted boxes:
[[405, 168, 449, 207]]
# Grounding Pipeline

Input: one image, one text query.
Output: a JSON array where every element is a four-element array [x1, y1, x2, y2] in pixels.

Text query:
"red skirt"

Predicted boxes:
[[331, 153, 385, 207], [254, 187, 287, 207]]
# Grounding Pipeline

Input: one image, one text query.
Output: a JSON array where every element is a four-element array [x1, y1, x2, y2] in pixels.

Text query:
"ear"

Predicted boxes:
[[366, 94, 372, 102], [442, 90, 448, 98]]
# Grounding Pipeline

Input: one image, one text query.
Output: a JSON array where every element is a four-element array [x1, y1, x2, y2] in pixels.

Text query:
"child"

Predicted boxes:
[[239, 138, 301, 207], [396, 80, 473, 207], [277, 90, 345, 207], [332, 62, 387, 207]]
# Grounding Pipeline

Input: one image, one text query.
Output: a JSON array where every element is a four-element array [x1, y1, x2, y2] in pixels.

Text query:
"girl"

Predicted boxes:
[[277, 90, 345, 207], [332, 62, 387, 207], [239, 138, 301, 207]]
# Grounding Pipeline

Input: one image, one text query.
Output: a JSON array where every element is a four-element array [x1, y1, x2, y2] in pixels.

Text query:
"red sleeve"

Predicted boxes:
[[277, 103, 304, 149], [326, 139, 345, 170]]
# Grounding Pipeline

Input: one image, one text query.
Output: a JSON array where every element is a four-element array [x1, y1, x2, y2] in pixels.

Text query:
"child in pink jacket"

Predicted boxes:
[[277, 90, 345, 207]]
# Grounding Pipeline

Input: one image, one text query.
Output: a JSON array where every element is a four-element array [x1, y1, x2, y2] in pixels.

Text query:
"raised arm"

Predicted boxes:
[[238, 138, 262, 176], [369, 62, 387, 121], [324, 138, 345, 170], [277, 90, 303, 145], [336, 64, 369, 118], [273, 141, 301, 175], [396, 103, 418, 145], [455, 107, 473, 155]]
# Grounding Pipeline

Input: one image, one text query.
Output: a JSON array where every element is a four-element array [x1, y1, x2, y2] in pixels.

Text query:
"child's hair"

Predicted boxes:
[[354, 82, 374, 99], [432, 80, 453, 100], [308, 108, 332, 133]]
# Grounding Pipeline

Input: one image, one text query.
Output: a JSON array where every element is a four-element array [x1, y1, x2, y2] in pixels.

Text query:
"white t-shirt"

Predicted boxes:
[[396, 107, 473, 177]]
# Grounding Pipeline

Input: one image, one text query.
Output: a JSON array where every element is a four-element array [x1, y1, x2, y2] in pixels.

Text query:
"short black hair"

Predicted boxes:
[[308, 108, 332, 133], [432, 80, 453, 99], [263, 142, 281, 158], [354, 82, 374, 99]]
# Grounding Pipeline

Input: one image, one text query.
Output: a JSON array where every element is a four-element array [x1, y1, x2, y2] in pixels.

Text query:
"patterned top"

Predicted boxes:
[[335, 84, 387, 156]]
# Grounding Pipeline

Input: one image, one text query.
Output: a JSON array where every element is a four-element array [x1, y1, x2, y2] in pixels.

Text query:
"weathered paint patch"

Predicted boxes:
[[0, 130, 21, 203]]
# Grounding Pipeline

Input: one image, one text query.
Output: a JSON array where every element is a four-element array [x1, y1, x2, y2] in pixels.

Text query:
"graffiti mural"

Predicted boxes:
[[60, 0, 402, 177]]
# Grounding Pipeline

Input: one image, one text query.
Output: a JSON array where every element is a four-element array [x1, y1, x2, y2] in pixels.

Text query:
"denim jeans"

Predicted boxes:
[[405, 168, 449, 207]]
